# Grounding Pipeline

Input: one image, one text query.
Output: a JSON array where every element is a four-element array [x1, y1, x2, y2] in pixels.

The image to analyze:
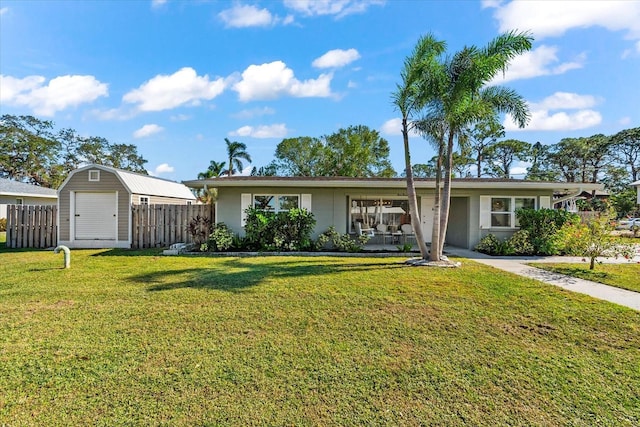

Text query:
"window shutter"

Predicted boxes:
[[240, 193, 251, 227], [301, 194, 312, 211], [539, 196, 551, 209], [479, 196, 491, 229]]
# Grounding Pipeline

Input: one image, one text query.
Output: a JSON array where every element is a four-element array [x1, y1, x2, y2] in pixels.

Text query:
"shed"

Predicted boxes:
[[0, 178, 58, 219], [57, 164, 196, 248]]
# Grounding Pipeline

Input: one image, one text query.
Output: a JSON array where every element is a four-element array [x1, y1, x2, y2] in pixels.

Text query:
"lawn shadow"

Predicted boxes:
[[129, 257, 405, 293]]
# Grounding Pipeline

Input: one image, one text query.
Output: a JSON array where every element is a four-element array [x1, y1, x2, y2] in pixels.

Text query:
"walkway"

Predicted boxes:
[[445, 247, 640, 311]]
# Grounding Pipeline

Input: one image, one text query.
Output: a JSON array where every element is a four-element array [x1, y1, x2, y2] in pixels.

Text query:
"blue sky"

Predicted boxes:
[[1, 0, 639, 181]]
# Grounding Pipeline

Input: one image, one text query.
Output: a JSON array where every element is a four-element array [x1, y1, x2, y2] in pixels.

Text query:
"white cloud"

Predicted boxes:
[[622, 40, 640, 59], [489, 45, 585, 84], [1, 74, 108, 116], [231, 106, 276, 119], [218, 4, 274, 28], [151, 0, 167, 8], [380, 118, 419, 137], [232, 61, 332, 101], [123, 67, 226, 112], [530, 92, 599, 110], [0, 7, 8, 15], [150, 163, 174, 176], [347, 80, 358, 89], [487, 1, 640, 41], [284, 0, 385, 19], [133, 124, 164, 138], [505, 91, 603, 131], [619, 116, 632, 126], [312, 48, 361, 68], [229, 123, 288, 138]]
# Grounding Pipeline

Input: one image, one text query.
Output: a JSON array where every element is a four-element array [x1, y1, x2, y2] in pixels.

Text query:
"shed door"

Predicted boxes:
[[75, 192, 117, 240]]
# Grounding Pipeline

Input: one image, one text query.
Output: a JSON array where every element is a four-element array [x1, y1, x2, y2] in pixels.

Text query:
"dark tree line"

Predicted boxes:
[[0, 115, 148, 188]]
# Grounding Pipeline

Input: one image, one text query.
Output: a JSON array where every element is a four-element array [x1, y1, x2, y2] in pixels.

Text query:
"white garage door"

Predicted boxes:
[[75, 192, 117, 240]]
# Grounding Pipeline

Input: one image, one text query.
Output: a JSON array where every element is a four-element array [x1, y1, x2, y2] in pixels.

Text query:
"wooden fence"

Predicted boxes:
[[131, 204, 215, 249], [4, 203, 215, 250], [6, 205, 58, 249]]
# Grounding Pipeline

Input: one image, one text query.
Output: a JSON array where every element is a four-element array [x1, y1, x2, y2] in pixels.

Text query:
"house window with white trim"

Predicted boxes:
[[350, 197, 409, 233], [16, 198, 24, 205], [88, 170, 100, 181], [139, 196, 149, 205], [490, 196, 535, 228], [253, 194, 300, 212]]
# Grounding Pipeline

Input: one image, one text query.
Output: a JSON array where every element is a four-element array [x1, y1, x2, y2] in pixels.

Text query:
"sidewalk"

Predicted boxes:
[[445, 247, 640, 311]]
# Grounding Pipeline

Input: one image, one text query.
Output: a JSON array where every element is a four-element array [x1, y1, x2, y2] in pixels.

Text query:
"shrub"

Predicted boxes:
[[316, 226, 369, 253], [507, 230, 535, 255], [516, 208, 579, 255], [555, 211, 635, 270], [202, 223, 234, 252], [187, 215, 213, 247], [475, 234, 513, 256], [0, 218, 6, 232], [244, 207, 316, 251]]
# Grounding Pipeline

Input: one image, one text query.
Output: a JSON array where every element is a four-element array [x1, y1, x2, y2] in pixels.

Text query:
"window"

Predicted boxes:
[[88, 170, 100, 181], [16, 198, 24, 205], [139, 196, 149, 205], [490, 196, 535, 228], [253, 194, 299, 212], [350, 197, 409, 233]]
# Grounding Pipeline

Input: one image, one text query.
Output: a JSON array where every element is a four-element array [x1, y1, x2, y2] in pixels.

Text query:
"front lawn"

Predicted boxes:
[[1, 249, 639, 425], [530, 262, 640, 293]]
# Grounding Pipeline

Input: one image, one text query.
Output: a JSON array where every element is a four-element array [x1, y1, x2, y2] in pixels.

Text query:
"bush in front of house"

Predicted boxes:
[[187, 215, 213, 247], [316, 226, 370, 253], [516, 208, 579, 255], [244, 207, 316, 251], [475, 234, 512, 256], [201, 223, 234, 252], [0, 218, 6, 232]]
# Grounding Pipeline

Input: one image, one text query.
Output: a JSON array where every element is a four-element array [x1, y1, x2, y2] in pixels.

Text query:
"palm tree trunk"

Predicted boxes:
[[402, 118, 429, 259], [430, 142, 444, 261], [438, 130, 455, 257]]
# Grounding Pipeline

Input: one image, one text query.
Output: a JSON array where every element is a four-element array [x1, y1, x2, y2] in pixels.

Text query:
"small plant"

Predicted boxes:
[[317, 226, 368, 252], [202, 223, 234, 252], [187, 215, 212, 248], [0, 217, 6, 232], [244, 207, 316, 251], [475, 234, 513, 256], [396, 243, 413, 253]]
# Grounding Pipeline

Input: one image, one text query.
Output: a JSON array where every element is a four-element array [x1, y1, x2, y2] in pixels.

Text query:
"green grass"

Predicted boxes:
[[530, 262, 640, 293], [1, 249, 640, 426], [0, 231, 5, 247]]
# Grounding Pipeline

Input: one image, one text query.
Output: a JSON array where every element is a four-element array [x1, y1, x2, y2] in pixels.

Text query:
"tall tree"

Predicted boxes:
[[483, 139, 531, 178], [392, 34, 446, 260], [322, 125, 396, 177], [198, 160, 226, 179], [526, 141, 557, 181], [0, 115, 59, 186], [611, 127, 640, 182], [224, 138, 252, 177], [417, 31, 532, 261], [547, 135, 612, 184], [469, 117, 504, 177], [273, 136, 325, 176]]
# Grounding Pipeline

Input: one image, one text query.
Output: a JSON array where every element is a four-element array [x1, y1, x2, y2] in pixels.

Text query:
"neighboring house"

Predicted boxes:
[[183, 177, 602, 250], [0, 178, 58, 219], [58, 164, 196, 248], [632, 180, 640, 205]]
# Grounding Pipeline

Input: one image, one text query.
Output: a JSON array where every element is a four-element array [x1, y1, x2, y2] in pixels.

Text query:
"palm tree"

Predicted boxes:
[[392, 34, 446, 260], [224, 138, 252, 177], [197, 160, 226, 180], [418, 31, 532, 261]]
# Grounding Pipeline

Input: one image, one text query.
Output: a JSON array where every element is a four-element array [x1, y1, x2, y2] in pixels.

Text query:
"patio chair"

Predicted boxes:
[[355, 222, 375, 238], [400, 223, 415, 244], [376, 223, 392, 245]]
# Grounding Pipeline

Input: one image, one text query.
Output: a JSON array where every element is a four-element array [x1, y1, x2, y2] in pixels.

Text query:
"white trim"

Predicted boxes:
[[15, 197, 24, 205], [539, 196, 551, 209], [139, 195, 150, 205], [240, 193, 251, 227], [115, 190, 119, 243], [484, 196, 536, 229], [253, 193, 301, 213], [88, 170, 100, 182], [301, 194, 312, 211], [69, 191, 76, 245]]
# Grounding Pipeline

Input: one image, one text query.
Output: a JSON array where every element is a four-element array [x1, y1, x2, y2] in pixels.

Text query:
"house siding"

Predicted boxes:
[[131, 194, 194, 205], [216, 185, 554, 249], [0, 196, 57, 219], [58, 169, 130, 241]]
